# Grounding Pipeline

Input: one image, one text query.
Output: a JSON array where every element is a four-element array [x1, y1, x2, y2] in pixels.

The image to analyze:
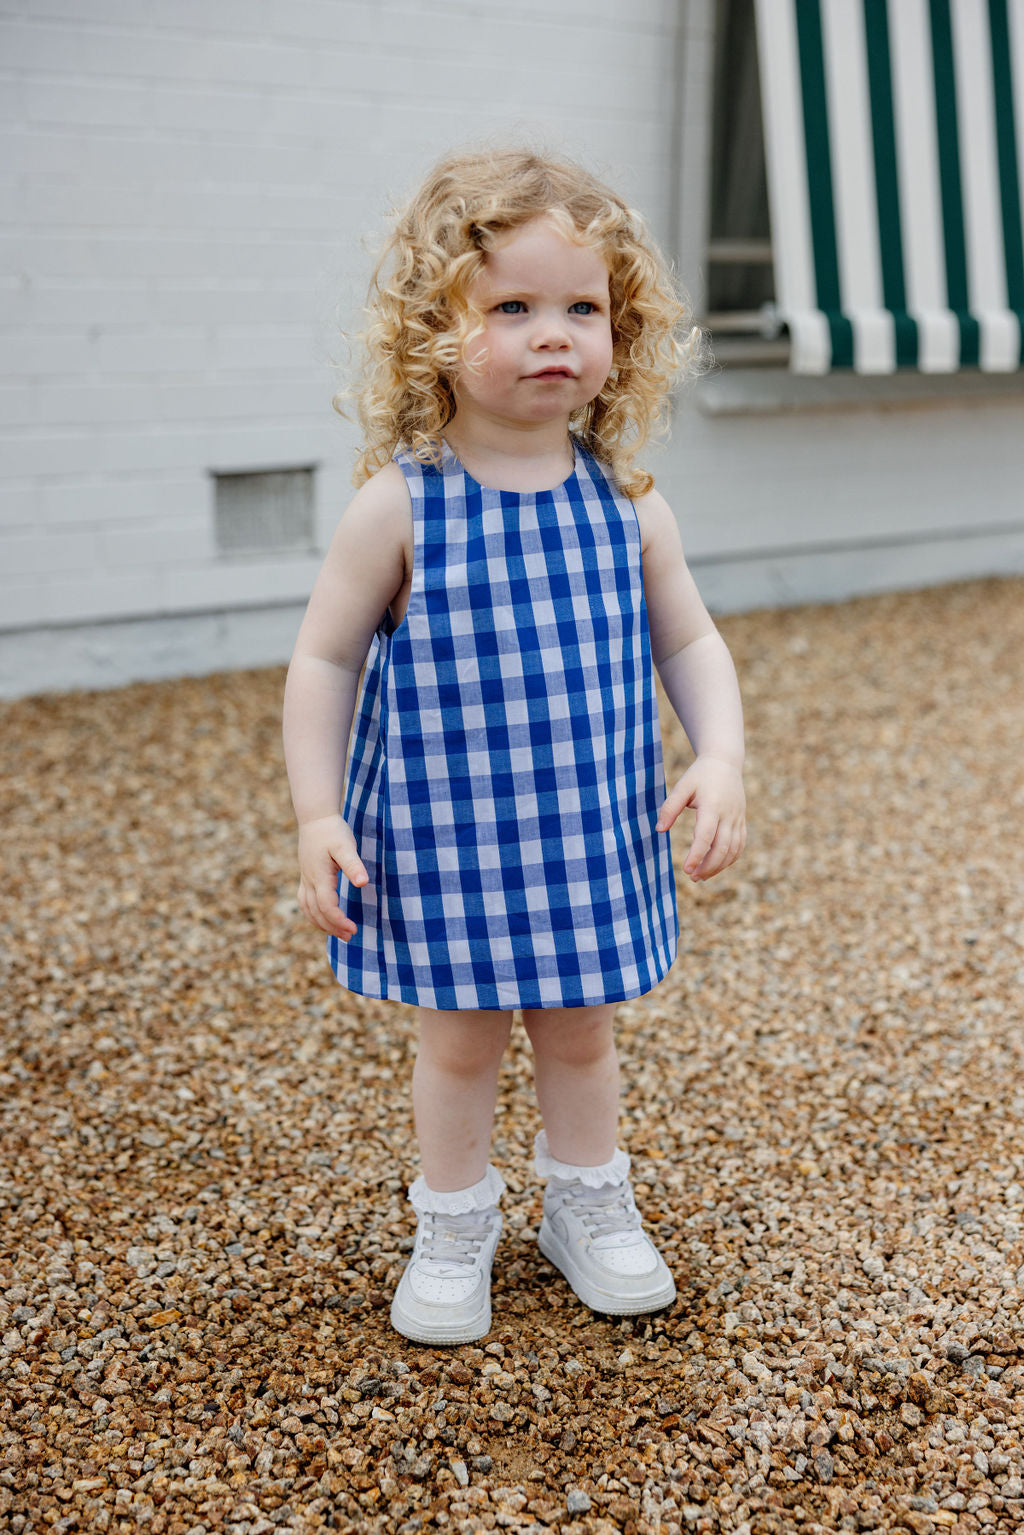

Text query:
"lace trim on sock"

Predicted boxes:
[[533, 1128, 631, 1187], [408, 1162, 506, 1215]]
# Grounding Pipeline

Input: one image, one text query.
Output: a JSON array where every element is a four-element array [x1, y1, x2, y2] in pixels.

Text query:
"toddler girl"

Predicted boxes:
[[282, 147, 746, 1344]]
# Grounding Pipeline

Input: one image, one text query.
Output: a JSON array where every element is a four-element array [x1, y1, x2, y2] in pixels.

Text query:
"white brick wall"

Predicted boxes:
[[1, 0, 677, 687], [2, 0, 1023, 697]]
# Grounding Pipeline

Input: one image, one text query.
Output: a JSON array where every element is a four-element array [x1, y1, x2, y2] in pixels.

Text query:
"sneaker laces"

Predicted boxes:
[[557, 1180, 644, 1250], [417, 1209, 499, 1277]]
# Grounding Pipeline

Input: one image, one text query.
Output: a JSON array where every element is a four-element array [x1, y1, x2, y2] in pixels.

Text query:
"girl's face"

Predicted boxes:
[[454, 215, 614, 431]]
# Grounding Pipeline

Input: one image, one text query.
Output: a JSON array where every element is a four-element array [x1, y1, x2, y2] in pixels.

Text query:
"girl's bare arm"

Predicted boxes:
[[637, 487, 747, 881], [282, 462, 410, 935]]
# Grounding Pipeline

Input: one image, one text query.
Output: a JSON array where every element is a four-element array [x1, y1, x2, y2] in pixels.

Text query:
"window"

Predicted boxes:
[[702, 0, 787, 366]]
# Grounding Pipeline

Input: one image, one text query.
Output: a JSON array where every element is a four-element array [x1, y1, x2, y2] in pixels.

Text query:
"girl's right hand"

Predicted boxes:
[[296, 814, 369, 940]]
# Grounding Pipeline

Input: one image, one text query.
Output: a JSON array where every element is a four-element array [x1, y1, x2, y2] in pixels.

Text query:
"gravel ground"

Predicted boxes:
[[2, 575, 1023, 1535]]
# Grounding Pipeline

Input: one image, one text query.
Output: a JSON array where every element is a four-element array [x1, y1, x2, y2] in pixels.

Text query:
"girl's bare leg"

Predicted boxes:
[[521, 1003, 620, 1166], [412, 1007, 514, 1191]]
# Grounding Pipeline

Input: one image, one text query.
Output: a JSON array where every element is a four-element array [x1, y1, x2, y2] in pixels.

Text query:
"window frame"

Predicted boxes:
[[674, 0, 788, 371]]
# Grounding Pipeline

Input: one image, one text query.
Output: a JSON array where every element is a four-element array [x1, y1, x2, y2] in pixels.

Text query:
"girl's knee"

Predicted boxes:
[[416, 1008, 512, 1076], [522, 1004, 617, 1066]]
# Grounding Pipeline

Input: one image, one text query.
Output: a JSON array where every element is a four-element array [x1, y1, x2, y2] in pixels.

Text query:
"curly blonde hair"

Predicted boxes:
[[339, 147, 710, 497]]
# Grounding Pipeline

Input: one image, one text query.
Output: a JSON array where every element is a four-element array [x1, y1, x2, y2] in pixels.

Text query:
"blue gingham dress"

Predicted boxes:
[[329, 439, 679, 1011]]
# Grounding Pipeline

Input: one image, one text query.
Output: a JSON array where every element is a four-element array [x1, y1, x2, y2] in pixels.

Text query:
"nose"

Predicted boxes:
[[531, 310, 571, 349]]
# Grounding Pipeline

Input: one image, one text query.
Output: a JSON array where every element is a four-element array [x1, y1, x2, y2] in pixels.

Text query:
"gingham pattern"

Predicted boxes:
[[328, 439, 679, 1011]]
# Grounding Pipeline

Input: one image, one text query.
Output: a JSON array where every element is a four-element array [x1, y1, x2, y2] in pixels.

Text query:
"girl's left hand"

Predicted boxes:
[[656, 755, 747, 882]]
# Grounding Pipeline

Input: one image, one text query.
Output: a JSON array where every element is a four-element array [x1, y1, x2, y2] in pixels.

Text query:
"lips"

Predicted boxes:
[[527, 367, 576, 379]]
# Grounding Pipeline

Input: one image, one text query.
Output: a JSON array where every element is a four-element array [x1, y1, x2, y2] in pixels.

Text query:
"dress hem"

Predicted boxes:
[[328, 948, 679, 1010]]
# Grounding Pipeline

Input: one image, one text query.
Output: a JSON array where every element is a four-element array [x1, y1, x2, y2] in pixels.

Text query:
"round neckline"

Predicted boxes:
[[440, 436, 580, 495]]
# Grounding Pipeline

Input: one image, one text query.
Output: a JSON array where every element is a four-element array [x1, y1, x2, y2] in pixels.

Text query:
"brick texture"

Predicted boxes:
[[1, 0, 676, 641]]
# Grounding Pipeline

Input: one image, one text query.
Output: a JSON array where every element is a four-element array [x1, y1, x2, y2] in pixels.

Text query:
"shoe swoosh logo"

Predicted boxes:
[[551, 1213, 573, 1244]]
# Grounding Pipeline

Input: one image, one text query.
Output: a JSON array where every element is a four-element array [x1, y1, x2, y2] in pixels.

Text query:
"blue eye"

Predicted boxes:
[[496, 300, 526, 314], [569, 301, 596, 315]]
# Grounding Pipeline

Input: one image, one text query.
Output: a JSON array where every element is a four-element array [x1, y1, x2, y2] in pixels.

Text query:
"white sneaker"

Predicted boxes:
[[391, 1204, 503, 1344], [538, 1175, 676, 1316]]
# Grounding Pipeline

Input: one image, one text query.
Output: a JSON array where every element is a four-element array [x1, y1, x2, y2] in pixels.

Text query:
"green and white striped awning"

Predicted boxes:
[[753, 0, 1024, 372]]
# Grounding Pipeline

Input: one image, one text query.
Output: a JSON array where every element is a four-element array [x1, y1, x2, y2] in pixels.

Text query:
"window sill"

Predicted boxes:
[[695, 366, 1024, 416]]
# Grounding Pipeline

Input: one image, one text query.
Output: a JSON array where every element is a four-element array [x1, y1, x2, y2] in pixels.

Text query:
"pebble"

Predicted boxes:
[[3, 579, 1024, 1534], [741, 1351, 772, 1382]]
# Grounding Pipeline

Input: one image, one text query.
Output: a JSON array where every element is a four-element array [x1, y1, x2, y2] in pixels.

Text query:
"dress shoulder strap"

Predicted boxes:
[[572, 441, 635, 508], [392, 443, 446, 484]]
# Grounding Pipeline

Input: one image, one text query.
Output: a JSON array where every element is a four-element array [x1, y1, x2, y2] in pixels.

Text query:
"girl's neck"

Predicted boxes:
[[442, 414, 576, 494]]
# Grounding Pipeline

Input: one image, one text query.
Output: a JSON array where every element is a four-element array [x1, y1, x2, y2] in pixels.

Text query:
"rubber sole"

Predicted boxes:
[[388, 1295, 492, 1345], [538, 1217, 677, 1317]]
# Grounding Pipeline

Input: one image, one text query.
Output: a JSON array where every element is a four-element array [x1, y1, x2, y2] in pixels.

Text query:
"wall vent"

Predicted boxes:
[[212, 466, 316, 555]]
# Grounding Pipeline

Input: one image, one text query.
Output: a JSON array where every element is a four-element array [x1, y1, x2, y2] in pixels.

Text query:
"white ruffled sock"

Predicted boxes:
[[408, 1162, 506, 1216], [534, 1128, 630, 1188]]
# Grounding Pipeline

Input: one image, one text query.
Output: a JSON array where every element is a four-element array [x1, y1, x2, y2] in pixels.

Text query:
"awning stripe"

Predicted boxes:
[[930, 0, 980, 364], [889, 0, 961, 370], [988, 0, 1024, 347], [863, 0, 920, 365], [823, 0, 894, 370], [754, 0, 1024, 371], [952, 0, 1021, 366], [1010, 0, 1024, 289], [753, 0, 832, 369], [795, 0, 855, 365]]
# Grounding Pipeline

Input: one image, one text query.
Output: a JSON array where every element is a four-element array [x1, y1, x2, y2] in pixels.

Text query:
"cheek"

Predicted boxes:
[[462, 328, 487, 363], [589, 330, 615, 379], [460, 332, 507, 384]]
